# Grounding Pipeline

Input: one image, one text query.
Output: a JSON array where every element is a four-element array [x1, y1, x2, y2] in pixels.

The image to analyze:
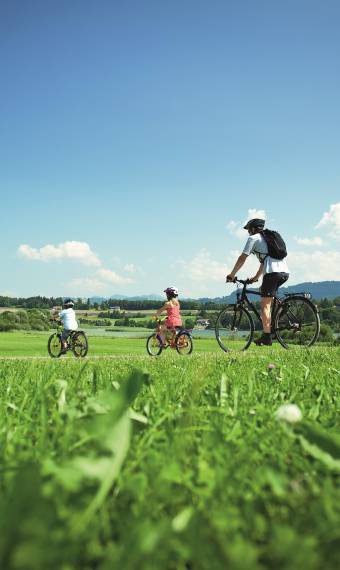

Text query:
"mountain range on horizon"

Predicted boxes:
[[89, 281, 340, 304]]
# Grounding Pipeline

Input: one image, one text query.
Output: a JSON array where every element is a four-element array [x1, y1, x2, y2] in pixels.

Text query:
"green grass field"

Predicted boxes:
[[0, 331, 222, 356], [0, 333, 339, 568]]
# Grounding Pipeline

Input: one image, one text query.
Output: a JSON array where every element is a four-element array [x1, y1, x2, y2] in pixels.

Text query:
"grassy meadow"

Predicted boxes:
[[0, 330, 220, 357], [0, 331, 339, 568]]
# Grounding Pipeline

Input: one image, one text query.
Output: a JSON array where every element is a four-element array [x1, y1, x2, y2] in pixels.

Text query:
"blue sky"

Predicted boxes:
[[1, 0, 339, 298]]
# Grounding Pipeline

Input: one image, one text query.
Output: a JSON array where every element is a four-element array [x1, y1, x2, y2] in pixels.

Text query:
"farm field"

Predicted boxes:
[[0, 346, 339, 568]]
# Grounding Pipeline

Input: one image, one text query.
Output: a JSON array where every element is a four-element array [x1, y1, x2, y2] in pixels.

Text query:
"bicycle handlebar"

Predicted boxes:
[[227, 277, 251, 285]]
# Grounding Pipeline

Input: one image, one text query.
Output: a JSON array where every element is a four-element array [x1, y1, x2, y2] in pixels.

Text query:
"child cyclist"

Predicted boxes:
[[154, 286, 182, 346], [51, 298, 78, 350]]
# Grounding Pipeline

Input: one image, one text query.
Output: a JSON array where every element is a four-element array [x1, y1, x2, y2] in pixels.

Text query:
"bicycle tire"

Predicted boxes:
[[176, 331, 193, 355], [146, 333, 163, 356], [48, 333, 63, 358], [274, 296, 320, 348], [215, 305, 254, 352], [72, 331, 88, 358]]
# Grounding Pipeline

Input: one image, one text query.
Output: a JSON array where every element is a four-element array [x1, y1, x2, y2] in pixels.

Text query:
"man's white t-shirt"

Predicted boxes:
[[58, 308, 78, 331], [243, 234, 289, 275]]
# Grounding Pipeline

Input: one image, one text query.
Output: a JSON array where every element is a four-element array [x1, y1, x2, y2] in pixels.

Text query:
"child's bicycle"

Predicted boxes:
[[48, 320, 88, 358], [146, 317, 193, 356]]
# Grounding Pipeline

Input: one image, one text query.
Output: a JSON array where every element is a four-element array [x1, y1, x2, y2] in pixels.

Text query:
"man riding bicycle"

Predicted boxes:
[[226, 218, 289, 346]]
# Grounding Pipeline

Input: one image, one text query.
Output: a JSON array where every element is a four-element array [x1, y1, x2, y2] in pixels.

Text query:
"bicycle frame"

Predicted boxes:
[[154, 318, 185, 348], [234, 280, 282, 333]]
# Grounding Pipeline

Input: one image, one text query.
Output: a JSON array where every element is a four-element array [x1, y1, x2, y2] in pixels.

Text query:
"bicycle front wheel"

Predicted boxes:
[[215, 305, 254, 352], [72, 331, 88, 357], [48, 333, 63, 358], [274, 296, 320, 348], [176, 331, 193, 355], [146, 334, 163, 356]]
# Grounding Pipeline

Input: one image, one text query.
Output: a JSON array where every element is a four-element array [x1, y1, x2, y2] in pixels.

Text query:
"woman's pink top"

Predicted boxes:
[[166, 304, 182, 327]]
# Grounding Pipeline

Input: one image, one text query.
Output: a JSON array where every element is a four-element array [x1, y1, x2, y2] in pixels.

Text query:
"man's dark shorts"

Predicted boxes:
[[261, 272, 289, 297]]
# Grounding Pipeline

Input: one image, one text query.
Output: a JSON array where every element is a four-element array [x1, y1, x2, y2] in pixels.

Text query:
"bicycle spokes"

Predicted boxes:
[[72, 332, 88, 357], [215, 307, 254, 352], [176, 332, 193, 355], [275, 297, 320, 347], [47, 334, 63, 358], [146, 333, 163, 356]]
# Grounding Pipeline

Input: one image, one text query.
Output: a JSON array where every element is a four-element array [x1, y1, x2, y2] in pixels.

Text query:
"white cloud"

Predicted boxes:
[[123, 263, 137, 274], [176, 248, 263, 296], [97, 268, 133, 284], [247, 208, 267, 221], [288, 250, 340, 283], [68, 266, 134, 294], [179, 249, 226, 282], [68, 278, 106, 294], [178, 247, 263, 285], [294, 237, 324, 247], [227, 208, 267, 240], [315, 203, 340, 236], [18, 241, 101, 266], [227, 220, 247, 240]]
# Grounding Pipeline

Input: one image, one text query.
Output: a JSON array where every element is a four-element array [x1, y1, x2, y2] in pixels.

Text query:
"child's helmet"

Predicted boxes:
[[64, 298, 75, 307], [164, 286, 179, 296]]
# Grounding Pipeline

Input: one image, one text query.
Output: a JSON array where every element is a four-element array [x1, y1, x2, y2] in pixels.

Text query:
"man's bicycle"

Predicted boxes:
[[48, 321, 88, 358], [215, 278, 320, 351], [146, 317, 193, 356]]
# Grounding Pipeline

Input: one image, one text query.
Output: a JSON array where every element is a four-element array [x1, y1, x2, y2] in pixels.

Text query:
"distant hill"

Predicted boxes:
[[209, 280, 340, 304], [88, 282, 340, 305]]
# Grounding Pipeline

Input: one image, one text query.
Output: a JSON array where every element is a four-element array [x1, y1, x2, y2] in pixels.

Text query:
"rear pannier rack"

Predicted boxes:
[[284, 292, 312, 300]]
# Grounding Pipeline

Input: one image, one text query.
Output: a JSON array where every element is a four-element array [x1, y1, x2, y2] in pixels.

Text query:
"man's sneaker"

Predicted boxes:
[[255, 333, 272, 346]]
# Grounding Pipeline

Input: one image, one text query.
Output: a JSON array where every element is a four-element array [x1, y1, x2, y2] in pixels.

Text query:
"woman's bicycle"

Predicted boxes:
[[48, 321, 88, 358], [146, 317, 193, 356], [215, 278, 320, 352]]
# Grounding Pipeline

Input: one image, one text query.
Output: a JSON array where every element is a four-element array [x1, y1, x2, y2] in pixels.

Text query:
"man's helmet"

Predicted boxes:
[[243, 218, 265, 230], [63, 298, 75, 307], [164, 286, 179, 296]]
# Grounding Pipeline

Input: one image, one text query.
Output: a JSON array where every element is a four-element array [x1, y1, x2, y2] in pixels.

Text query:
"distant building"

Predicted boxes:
[[110, 306, 121, 312], [196, 319, 210, 328]]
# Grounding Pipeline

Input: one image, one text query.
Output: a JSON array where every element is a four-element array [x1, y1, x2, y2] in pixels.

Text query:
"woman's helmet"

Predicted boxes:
[[63, 298, 75, 307], [164, 286, 179, 297], [243, 218, 265, 231]]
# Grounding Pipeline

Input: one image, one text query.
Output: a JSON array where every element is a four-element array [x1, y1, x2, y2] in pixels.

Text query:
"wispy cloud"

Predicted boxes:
[[97, 268, 133, 284], [227, 208, 267, 240], [178, 249, 226, 282], [123, 263, 137, 274], [18, 241, 101, 266], [294, 236, 324, 247], [68, 277, 106, 294], [288, 250, 340, 283], [315, 202, 340, 237], [18, 240, 135, 294]]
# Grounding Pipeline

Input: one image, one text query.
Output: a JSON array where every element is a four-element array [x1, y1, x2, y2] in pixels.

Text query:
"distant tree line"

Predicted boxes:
[[0, 295, 230, 311]]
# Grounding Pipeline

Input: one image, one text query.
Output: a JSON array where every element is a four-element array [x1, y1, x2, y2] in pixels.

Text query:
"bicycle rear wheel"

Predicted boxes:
[[176, 331, 193, 355], [215, 305, 254, 352], [274, 296, 320, 348], [48, 333, 63, 358], [72, 331, 88, 357], [146, 334, 163, 356]]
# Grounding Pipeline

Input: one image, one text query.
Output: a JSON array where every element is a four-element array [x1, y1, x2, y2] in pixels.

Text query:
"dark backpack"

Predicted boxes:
[[261, 229, 287, 260]]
